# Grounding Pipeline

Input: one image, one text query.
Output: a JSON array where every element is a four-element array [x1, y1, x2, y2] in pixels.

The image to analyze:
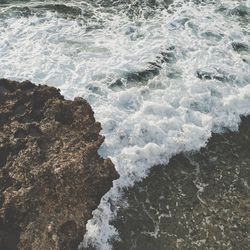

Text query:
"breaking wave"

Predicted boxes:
[[0, 0, 249, 249]]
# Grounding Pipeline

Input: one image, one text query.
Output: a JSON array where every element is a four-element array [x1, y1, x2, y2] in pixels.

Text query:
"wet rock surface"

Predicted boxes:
[[0, 79, 119, 250], [113, 117, 250, 250]]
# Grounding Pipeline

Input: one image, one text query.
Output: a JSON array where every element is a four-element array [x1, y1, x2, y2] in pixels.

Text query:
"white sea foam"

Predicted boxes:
[[0, 0, 249, 249]]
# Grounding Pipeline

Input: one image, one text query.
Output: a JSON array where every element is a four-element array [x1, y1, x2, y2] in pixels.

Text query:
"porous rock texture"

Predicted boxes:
[[0, 79, 119, 250]]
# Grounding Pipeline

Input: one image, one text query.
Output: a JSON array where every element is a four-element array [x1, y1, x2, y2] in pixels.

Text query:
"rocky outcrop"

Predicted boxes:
[[0, 79, 119, 250]]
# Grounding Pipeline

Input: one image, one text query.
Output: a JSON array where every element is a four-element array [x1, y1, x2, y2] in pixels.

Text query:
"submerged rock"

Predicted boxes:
[[0, 79, 119, 250], [113, 117, 250, 250]]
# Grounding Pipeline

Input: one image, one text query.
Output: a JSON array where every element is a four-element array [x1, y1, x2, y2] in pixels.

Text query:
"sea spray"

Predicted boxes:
[[0, 0, 249, 249]]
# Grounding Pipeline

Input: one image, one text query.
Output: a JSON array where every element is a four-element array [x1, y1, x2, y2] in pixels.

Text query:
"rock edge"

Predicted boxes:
[[0, 79, 119, 250]]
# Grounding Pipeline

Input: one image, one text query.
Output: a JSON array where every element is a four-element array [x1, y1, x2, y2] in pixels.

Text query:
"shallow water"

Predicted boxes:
[[0, 0, 250, 249], [112, 116, 250, 249]]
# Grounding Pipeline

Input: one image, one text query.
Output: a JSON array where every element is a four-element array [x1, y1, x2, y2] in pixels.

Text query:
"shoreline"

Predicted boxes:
[[0, 79, 119, 250], [1, 78, 249, 249]]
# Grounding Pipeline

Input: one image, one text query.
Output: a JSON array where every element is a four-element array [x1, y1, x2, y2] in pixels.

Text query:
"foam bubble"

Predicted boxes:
[[0, 0, 249, 249]]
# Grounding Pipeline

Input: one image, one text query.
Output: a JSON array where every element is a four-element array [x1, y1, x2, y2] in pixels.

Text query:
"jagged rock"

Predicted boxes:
[[0, 79, 119, 250]]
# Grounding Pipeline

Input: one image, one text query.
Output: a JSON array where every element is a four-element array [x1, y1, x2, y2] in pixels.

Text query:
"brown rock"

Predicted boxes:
[[0, 79, 119, 250]]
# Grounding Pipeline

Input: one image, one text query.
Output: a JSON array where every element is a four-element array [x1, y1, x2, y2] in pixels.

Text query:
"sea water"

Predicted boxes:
[[0, 0, 249, 249]]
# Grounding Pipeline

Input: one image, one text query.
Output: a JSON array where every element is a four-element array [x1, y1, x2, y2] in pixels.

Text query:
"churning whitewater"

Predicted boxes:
[[0, 0, 250, 249]]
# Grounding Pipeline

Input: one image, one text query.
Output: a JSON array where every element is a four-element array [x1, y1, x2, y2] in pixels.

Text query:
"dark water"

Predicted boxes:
[[0, 0, 173, 19], [112, 116, 250, 250], [0, 1, 250, 250]]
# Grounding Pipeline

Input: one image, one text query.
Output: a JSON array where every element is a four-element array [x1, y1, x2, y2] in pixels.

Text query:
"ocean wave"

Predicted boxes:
[[0, 0, 249, 249]]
